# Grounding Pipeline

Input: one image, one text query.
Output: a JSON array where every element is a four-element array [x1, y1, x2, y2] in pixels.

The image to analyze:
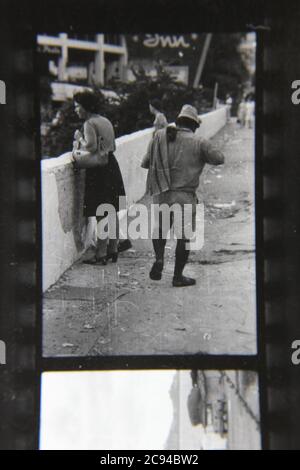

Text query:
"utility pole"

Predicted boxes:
[[94, 34, 105, 86], [213, 82, 219, 109], [193, 33, 213, 89], [58, 33, 68, 81]]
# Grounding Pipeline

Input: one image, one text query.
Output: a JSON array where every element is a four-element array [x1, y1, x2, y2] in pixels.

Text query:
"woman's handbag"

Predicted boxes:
[[72, 135, 109, 169]]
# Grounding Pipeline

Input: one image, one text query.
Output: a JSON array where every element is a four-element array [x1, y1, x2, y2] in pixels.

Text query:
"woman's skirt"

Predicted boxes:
[[83, 153, 126, 217]]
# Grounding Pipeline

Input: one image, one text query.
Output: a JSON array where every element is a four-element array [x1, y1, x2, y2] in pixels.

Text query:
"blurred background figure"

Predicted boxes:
[[244, 97, 255, 129], [149, 99, 168, 134], [237, 98, 246, 127], [225, 94, 233, 122]]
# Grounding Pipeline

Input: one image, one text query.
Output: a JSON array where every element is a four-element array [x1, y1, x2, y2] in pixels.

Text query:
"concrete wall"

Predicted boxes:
[[226, 371, 261, 450], [42, 107, 227, 291], [115, 127, 153, 207], [196, 106, 227, 140], [42, 153, 87, 291]]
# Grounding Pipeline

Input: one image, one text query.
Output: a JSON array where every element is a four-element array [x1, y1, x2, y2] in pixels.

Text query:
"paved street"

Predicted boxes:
[[43, 121, 256, 357]]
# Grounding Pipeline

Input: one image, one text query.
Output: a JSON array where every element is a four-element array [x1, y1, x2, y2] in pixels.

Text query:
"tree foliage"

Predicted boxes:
[[41, 68, 210, 158], [202, 34, 251, 106], [41, 34, 252, 158]]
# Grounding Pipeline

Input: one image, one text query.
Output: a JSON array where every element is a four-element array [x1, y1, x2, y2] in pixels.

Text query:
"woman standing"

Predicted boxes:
[[72, 91, 126, 265], [149, 99, 168, 134]]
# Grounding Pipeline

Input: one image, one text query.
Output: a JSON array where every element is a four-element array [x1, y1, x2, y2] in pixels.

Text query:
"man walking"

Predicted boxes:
[[142, 105, 225, 287]]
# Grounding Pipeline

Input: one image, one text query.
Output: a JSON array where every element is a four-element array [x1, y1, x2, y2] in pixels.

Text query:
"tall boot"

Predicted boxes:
[[173, 239, 195, 287], [150, 238, 166, 280]]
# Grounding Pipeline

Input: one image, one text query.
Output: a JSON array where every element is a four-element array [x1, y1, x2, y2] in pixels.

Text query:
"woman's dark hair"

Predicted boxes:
[[175, 116, 199, 133], [149, 98, 163, 112], [73, 91, 101, 113]]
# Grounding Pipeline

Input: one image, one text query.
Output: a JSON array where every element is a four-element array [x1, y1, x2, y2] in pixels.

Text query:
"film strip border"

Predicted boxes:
[[260, 0, 300, 449], [0, 0, 300, 451], [0, 1, 42, 450]]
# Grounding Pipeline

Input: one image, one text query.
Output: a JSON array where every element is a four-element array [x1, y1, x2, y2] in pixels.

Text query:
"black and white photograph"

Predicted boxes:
[[37, 33, 256, 357], [39, 33, 256, 357], [40, 369, 260, 450], [2, 0, 300, 453]]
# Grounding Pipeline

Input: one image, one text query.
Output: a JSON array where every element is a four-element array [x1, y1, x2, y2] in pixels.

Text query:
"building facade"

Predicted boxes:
[[37, 33, 128, 86]]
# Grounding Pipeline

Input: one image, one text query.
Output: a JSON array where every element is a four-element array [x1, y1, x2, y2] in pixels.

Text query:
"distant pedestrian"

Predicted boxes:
[[244, 99, 255, 129], [225, 94, 233, 122], [237, 99, 246, 127], [142, 105, 225, 287]]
